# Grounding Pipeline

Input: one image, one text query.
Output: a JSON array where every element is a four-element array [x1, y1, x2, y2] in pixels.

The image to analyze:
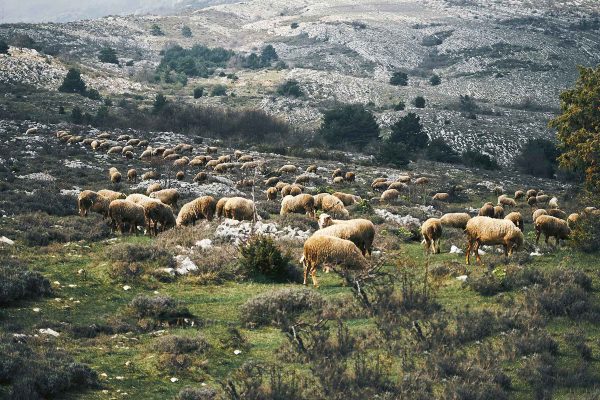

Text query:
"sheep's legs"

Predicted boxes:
[[436, 238, 441, 254], [424, 238, 431, 255], [310, 266, 319, 288], [474, 241, 482, 264], [535, 229, 541, 244], [466, 240, 472, 265]]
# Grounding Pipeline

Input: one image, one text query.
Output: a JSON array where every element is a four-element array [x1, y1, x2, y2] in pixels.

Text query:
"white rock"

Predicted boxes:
[[32, 307, 40, 312], [477, 249, 486, 255], [194, 238, 213, 250], [39, 328, 60, 337], [0, 236, 14, 245], [123, 285, 131, 291], [234, 349, 242, 355], [450, 245, 463, 254], [116, 376, 124, 380], [170, 377, 179, 383], [174, 255, 198, 275], [456, 275, 468, 282], [530, 251, 542, 257]]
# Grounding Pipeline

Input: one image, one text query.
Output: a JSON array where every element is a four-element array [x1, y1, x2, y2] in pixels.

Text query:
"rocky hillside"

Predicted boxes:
[[1, 0, 599, 164]]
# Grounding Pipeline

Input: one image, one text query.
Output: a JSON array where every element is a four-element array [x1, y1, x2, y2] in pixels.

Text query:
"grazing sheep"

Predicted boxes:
[[493, 186, 503, 197], [25, 127, 38, 135], [124, 151, 134, 159], [164, 153, 180, 161], [440, 213, 471, 230], [536, 194, 549, 205], [532, 209, 548, 222], [126, 193, 158, 206], [548, 197, 559, 209], [396, 175, 411, 183], [316, 213, 375, 256], [275, 181, 289, 191], [162, 149, 176, 158], [77, 190, 110, 218], [421, 218, 442, 255], [108, 200, 146, 235], [381, 189, 401, 203], [138, 140, 149, 147], [535, 215, 571, 246], [238, 155, 254, 163], [332, 176, 344, 184], [180, 144, 193, 153], [332, 168, 344, 179], [189, 157, 207, 167], [223, 197, 255, 221], [173, 157, 189, 168], [146, 183, 162, 195], [150, 188, 180, 208], [333, 192, 361, 206], [117, 134, 131, 141], [567, 213, 580, 228], [121, 145, 134, 155], [176, 196, 217, 226], [217, 155, 232, 164], [321, 194, 350, 218], [527, 196, 537, 208], [193, 172, 208, 183], [214, 163, 235, 173], [206, 146, 218, 154], [127, 169, 137, 183], [107, 146, 123, 154], [301, 235, 369, 287], [279, 164, 298, 174], [465, 216, 524, 265], [498, 195, 517, 208], [514, 190, 525, 200], [176, 171, 185, 180], [234, 150, 243, 159], [241, 161, 260, 170], [236, 179, 254, 188], [142, 171, 159, 181], [264, 177, 280, 186], [584, 207, 597, 214], [415, 177, 429, 185], [280, 194, 316, 217], [216, 197, 230, 220], [281, 184, 303, 197], [295, 174, 311, 185], [144, 201, 176, 235], [526, 189, 538, 199], [266, 187, 278, 201], [432, 192, 450, 202], [345, 172, 355, 183], [372, 181, 390, 192], [314, 193, 329, 210], [505, 212, 524, 232], [493, 205, 505, 219], [91, 140, 101, 150], [371, 177, 387, 186], [98, 141, 111, 151], [388, 182, 408, 192], [206, 159, 220, 169], [82, 138, 94, 145], [152, 147, 166, 156], [306, 165, 317, 173], [94, 190, 125, 202], [547, 209, 567, 220], [479, 203, 495, 217], [109, 167, 122, 184], [140, 149, 153, 160]]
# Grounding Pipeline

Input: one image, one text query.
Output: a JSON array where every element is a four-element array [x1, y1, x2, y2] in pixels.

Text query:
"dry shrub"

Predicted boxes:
[[0, 259, 52, 305], [154, 334, 210, 372], [177, 387, 218, 400], [238, 235, 298, 282]]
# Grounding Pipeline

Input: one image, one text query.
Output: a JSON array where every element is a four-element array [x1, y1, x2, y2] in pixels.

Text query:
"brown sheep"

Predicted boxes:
[[372, 181, 390, 192], [295, 174, 311, 185], [526, 189, 537, 199], [144, 201, 176, 235], [216, 197, 230, 219], [150, 188, 180, 208], [108, 200, 146, 235], [504, 212, 524, 232], [280, 194, 316, 218], [493, 205, 505, 219], [266, 187, 278, 201], [278, 164, 298, 174], [97, 189, 126, 201], [381, 189, 400, 203], [333, 192, 361, 206], [264, 177, 280, 187], [332, 176, 345, 184], [77, 190, 110, 218], [281, 184, 303, 197], [432, 192, 450, 202], [479, 203, 495, 217], [535, 215, 571, 246], [109, 167, 122, 184], [465, 216, 524, 265], [567, 213, 580, 228], [193, 172, 208, 183], [176, 196, 217, 226], [142, 171, 159, 181], [439, 213, 471, 230], [127, 169, 137, 183], [532, 209, 548, 223], [514, 190, 525, 200], [316, 213, 375, 256], [547, 209, 567, 220], [421, 218, 442, 254], [344, 172, 355, 183], [176, 171, 185, 180], [146, 183, 162, 195], [206, 146, 218, 154], [527, 196, 537, 208], [332, 168, 344, 179], [223, 197, 255, 221], [314, 193, 329, 210], [321, 194, 349, 218], [306, 165, 317, 173]]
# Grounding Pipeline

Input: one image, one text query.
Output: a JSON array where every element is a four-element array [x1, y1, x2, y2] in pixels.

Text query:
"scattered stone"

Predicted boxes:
[[39, 328, 60, 337], [0, 236, 14, 245]]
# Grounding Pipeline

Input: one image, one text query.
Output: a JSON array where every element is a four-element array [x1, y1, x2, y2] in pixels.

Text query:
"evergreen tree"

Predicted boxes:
[[388, 112, 428, 151], [71, 106, 83, 124], [390, 71, 408, 86], [319, 104, 380, 148], [429, 74, 441, 86], [98, 47, 118, 64], [150, 24, 164, 36], [0, 40, 8, 55], [181, 25, 193, 38], [59, 68, 87, 95], [153, 93, 167, 113], [413, 96, 426, 108]]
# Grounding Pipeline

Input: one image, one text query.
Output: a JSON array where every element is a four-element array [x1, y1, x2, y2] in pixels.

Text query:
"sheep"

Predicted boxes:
[[332, 177, 344, 184], [278, 164, 298, 174], [138, 140, 149, 147], [295, 174, 311, 185], [396, 175, 411, 183], [126, 193, 158, 206], [479, 203, 495, 217], [206, 159, 220, 169], [527, 196, 537, 208], [77, 190, 110, 218], [176, 196, 217, 226], [142, 171, 159, 181], [381, 189, 401, 203], [95, 189, 125, 202], [127, 169, 137, 183], [173, 157, 189, 168], [223, 197, 255, 221], [280, 194, 315, 217], [526, 189, 538, 199], [25, 127, 38, 135], [536, 194, 549, 205], [306, 165, 317, 173], [333, 192, 361, 206], [567, 213, 580, 229], [535, 215, 571, 246], [189, 157, 206, 168], [216, 197, 230, 219], [498, 196, 517, 208], [584, 207, 597, 214], [266, 187, 278, 201], [180, 144, 193, 153], [493, 205, 505, 219], [345, 172, 355, 183], [514, 190, 525, 200], [67, 136, 83, 144], [264, 177, 280, 186], [91, 140, 101, 150], [421, 218, 442, 255], [164, 153, 180, 161], [107, 146, 123, 154], [238, 155, 254, 163], [152, 147, 166, 156], [371, 177, 387, 187], [82, 138, 94, 145], [332, 168, 344, 179], [214, 163, 235, 173], [415, 177, 429, 185], [144, 201, 176, 235], [388, 182, 408, 191], [465, 216, 524, 265], [532, 209, 548, 222], [109, 167, 122, 184], [275, 181, 289, 191], [241, 161, 260, 170], [121, 145, 134, 155], [206, 146, 218, 154], [124, 151, 134, 159], [98, 141, 111, 151], [439, 213, 471, 230], [97, 132, 111, 139], [548, 197, 559, 209], [281, 184, 302, 197], [314, 193, 329, 210], [505, 211, 524, 232], [146, 183, 162, 195], [176, 171, 185, 180], [432, 192, 450, 202], [108, 200, 146, 235], [236, 179, 254, 188], [217, 155, 232, 164], [150, 188, 180, 208], [162, 149, 176, 158], [547, 209, 567, 220], [193, 172, 208, 183], [234, 150, 243, 159], [372, 181, 390, 192], [316, 213, 375, 256], [493, 186, 503, 197], [301, 235, 369, 287], [321, 194, 349, 218], [117, 134, 131, 141]]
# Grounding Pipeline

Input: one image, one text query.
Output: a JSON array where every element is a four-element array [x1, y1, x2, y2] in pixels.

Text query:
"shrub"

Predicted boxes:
[[59, 68, 86, 95], [238, 235, 293, 281], [277, 213, 319, 231], [0, 40, 8, 54], [319, 104, 380, 149], [515, 138, 560, 178], [107, 243, 174, 265], [390, 71, 408, 86], [413, 96, 426, 108], [211, 84, 227, 96], [291, 22, 299, 29], [181, 25, 193, 38], [376, 141, 410, 167], [86, 88, 101, 100], [429, 74, 441, 85], [571, 213, 600, 253], [393, 101, 405, 111], [193, 86, 204, 98], [157, 44, 233, 78], [277, 79, 303, 97], [12, 213, 111, 246], [177, 387, 218, 400], [461, 149, 500, 170], [240, 288, 324, 327], [514, 331, 559, 356], [459, 94, 478, 113], [154, 334, 210, 355], [129, 295, 194, 323], [388, 112, 428, 151], [153, 93, 167, 112], [71, 106, 83, 123], [0, 260, 52, 305], [150, 24, 164, 36], [98, 47, 118, 64], [425, 138, 460, 163]]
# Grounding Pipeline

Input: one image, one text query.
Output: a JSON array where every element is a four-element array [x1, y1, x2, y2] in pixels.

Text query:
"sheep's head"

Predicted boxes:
[[318, 213, 333, 229]]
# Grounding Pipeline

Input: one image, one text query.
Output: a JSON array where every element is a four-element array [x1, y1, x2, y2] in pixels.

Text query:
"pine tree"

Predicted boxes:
[[59, 68, 87, 94]]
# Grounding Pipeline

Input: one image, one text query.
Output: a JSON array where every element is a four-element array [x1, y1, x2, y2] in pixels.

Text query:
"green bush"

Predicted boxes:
[[571, 213, 600, 253], [429, 74, 441, 86], [388, 112, 428, 151], [0, 260, 52, 305], [413, 96, 426, 108], [376, 141, 410, 167], [319, 104, 380, 148], [193, 86, 204, 98], [277, 80, 303, 97], [181, 25, 193, 38], [238, 235, 293, 281], [393, 101, 405, 111], [86, 88, 101, 100], [177, 387, 218, 400], [154, 334, 210, 355], [425, 138, 460, 163], [515, 138, 560, 178], [157, 44, 233, 78], [0, 40, 8, 54], [390, 71, 408, 86], [130, 294, 194, 323], [211, 84, 227, 96], [59, 68, 86, 94], [461, 149, 500, 170], [240, 288, 324, 327], [98, 47, 118, 64], [150, 24, 164, 36]]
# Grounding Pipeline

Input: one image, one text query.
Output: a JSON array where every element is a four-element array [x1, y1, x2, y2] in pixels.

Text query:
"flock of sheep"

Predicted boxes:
[[51, 128, 593, 287]]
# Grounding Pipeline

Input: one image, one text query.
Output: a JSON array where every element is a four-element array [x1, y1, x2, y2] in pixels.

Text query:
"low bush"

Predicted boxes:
[[276, 213, 319, 231], [240, 288, 324, 327], [238, 235, 294, 281], [514, 331, 559, 356], [177, 387, 218, 400], [0, 259, 52, 305], [129, 295, 194, 324], [570, 213, 600, 253], [154, 333, 210, 354], [461, 150, 500, 170]]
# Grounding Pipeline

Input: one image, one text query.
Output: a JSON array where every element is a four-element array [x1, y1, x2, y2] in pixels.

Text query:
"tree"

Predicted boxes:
[[153, 93, 167, 113], [150, 24, 164, 36], [393, 101, 405, 111], [71, 106, 83, 124], [319, 104, 380, 148], [413, 96, 426, 108], [459, 94, 478, 113], [515, 138, 560, 178], [59, 68, 86, 95], [388, 112, 428, 151], [425, 138, 460, 163], [181, 25, 192, 38], [193, 86, 204, 98], [86, 88, 101, 100], [390, 71, 408, 86], [429, 74, 441, 86], [58, 105, 65, 114], [260, 44, 278, 64], [550, 66, 600, 192], [98, 47, 118, 64], [211, 85, 227, 96], [377, 142, 409, 167], [461, 150, 499, 170], [0, 40, 8, 55], [276, 80, 303, 97]]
